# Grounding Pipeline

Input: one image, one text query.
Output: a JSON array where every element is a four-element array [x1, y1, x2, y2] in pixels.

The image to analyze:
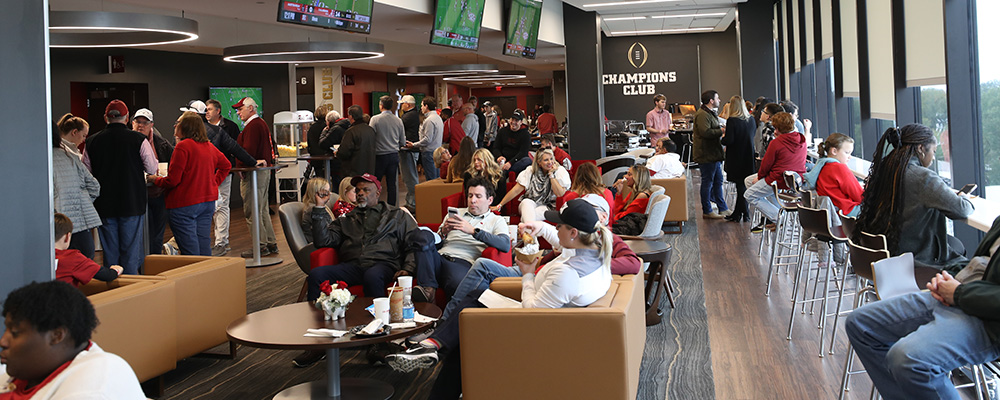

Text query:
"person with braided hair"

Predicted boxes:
[[854, 124, 974, 269]]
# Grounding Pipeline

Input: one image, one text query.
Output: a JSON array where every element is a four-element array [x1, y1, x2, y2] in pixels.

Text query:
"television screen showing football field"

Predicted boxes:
[[503, 0, 543, 59], [277, 0, 374, 34], [430, 0, 487, 50]]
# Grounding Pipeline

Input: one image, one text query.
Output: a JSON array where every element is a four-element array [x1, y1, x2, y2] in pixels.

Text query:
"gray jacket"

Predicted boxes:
[[370, 110, 405, 155], [53, 146, 102, 232], [897, 156, 975, 268], [462, 113, 479, 145], [413, 111, 443, 151]]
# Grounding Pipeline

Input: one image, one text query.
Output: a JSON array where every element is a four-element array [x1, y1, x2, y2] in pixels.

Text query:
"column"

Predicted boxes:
[[563, 3, 606, 160]]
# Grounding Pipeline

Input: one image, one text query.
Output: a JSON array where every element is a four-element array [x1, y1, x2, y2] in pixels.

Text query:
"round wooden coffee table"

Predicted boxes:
[[227, 298, 442, 400]]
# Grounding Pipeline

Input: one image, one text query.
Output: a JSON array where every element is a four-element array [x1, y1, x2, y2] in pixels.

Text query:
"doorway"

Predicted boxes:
[[70, 82, 149, 133], [478, 96, 517, 120]]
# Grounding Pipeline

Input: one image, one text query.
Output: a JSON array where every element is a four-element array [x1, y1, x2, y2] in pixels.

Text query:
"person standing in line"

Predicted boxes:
[[407, 96, 443, 182], [337, 105, 376, 177], [441, 108, 462, 155], [398, 95, 421, 209], [206, 99, 241, 142], [52, 114, 101, 259], [131, 108, 174, 255], [645, 94, 672, 148], [721, 96, 757, 223], [469, 96, 487, 148], [692, 90, 730, 219], [233, 97, 279, 258], [483, 101, 498, 148], [370, 95, 406, 206], [460, 103, 479, 147], [82, 100, 158, 274], [306, 103, 335, 178], [536, 104, 558, 135]]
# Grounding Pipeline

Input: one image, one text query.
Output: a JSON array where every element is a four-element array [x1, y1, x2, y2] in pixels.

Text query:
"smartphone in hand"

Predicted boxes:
[[959, 184, 977, 195]]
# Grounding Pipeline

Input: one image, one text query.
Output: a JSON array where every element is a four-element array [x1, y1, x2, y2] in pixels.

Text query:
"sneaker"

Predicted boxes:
[[720, 209, 733, 217], [241, 245, 270, 258], [750, 223, 765, 234], [267, 243, 279, 254], [412, 285, 436, 303], [385, 345, 439, 373], [405, 323, 437, 347], [367, 342, 405, 366], [211, 244, 229, 257], [292, 350, 326, 368], [703, 212, 724, 219], [162, 242, 179, 256]]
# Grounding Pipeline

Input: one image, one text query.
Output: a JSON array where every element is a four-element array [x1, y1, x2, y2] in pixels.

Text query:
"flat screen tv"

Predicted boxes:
[[209, 87, 263, 131], [430, 0, 487, 50], [503, 0, 543, 59], [277, 0, 373, 34]]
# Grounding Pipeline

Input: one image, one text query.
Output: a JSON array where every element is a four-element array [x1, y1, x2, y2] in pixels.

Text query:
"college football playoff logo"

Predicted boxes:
[[628, 42, 648, 69]]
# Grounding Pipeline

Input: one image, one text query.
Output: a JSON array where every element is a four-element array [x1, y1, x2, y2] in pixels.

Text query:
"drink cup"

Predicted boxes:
[[397, 276, 413, 297], [387, 287, 404, 323], [372, 297, 390, 323]]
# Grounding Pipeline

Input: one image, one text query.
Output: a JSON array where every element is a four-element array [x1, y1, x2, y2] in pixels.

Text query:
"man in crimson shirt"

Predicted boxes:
[[536, 104, 558, 135], [233, 97, 279, 257]]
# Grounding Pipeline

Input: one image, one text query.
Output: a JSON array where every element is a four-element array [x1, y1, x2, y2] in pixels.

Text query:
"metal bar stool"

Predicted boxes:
[[764, 180, 802, 296]]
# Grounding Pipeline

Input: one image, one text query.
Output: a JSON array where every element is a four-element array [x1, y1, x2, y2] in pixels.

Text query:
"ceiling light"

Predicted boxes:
[[223, 41, 384, 63], [49, 11, 199, 48], [443, 71, 527, 81], [609, 27, 714, 35], [603, 16, 647, 21], [651, 12, 727, 19], [397, 64, 500, 77], [584, 0, 681, 8]]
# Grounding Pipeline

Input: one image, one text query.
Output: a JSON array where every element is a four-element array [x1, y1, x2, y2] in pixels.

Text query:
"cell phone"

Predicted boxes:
[[447, 207, 460, 216], [959, 184, 977, 195], [318, 190, 330, 199]]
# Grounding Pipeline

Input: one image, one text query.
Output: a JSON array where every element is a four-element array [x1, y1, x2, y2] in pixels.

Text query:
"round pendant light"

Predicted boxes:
[[49, 11, 199, 48], [443, 71, 527, 81], [223, 41, 385, 63], [397, 64, 500, 77]]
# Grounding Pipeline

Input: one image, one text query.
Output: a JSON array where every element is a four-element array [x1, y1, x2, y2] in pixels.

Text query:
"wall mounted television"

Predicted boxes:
[[503, 0, 543, 59], [277, 0, 373, 34], [209, 87, 263, 131], [430, 0, 487, 50]]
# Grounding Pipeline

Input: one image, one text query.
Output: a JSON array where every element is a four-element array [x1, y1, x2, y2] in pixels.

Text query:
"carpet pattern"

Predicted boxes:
[[160, 181, 714, 399]]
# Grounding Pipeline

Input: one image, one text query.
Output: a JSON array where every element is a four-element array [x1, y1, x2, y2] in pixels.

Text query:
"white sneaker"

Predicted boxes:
[[162, 242, 179, 255]]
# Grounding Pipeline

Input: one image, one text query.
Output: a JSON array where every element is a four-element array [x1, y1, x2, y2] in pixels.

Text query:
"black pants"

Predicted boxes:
[[148, 195, 168, 254], [69, 229, 95, 260], [731, 179, 749, 220], [375, 153, 400, 206]]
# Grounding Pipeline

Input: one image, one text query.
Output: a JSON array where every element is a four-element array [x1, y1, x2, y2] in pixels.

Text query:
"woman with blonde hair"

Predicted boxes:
[[492, 148, 571, 222], [611, 164, 652, 222], [464, 148, 504, 204], [52, 114, 101, 258], [148, 111, 231, 256], [722, 95, 757, 222], [301, 177, 347, 242]]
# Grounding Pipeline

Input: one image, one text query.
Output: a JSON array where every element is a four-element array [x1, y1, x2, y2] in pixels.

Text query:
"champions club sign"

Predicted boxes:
[[601, 37, 700, 120]]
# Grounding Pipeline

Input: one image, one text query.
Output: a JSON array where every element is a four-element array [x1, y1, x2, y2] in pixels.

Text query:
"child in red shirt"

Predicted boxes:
[[54, 213, 122, 287]]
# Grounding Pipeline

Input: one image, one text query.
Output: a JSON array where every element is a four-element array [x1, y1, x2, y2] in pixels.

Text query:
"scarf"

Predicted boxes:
[[523, 167, 555, 207]]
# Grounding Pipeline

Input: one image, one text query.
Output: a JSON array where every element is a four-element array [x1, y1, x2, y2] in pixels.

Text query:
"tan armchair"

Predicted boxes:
[[651, 177, 688, 232], [459, 273, 645, 400]]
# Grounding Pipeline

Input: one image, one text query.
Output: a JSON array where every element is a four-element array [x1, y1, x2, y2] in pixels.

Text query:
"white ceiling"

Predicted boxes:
[[561, 0, 741, 36], [48, 0, 743, 88]]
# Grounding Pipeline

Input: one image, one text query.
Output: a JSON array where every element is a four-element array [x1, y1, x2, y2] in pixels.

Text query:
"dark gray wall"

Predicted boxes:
[[739, 0, 779, 101], [600, 38, 700, 121], [50, 48, 291, 129], [563, 4, 607, 160], [1, 1, 54, 303]]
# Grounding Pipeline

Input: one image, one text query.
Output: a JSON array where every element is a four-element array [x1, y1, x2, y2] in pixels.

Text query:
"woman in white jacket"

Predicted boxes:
[[386, 199, 613, 399], [52, 114, 101, 259]]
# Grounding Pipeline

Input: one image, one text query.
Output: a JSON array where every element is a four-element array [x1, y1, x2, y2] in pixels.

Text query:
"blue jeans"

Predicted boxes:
[[441, 258, 521, 321], [375, 152, 400, 206], [845, 291, 1000, 400], [420, 150, 439, 180], [98, 214, 145, 274], [168, 201, 215, 256], [399, 151, 419, 208], [413, 251, 472, 299], [698, 161, 728, 214], [306, 261, 397, 301], [744, 175, 780, 221]]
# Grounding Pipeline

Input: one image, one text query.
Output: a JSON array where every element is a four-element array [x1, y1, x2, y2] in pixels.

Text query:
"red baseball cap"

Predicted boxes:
[[232, 97, 256, 109], [350, 173, 381, 192], [105, 100, 129, 117]]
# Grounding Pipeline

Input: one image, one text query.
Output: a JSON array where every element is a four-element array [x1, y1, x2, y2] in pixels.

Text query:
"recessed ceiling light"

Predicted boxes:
[[603, 16, 647, 21], [609, 27, 714, 35], [584, 0, 681, 8], [397, 64, 500, 76], [651, 12, 727, 19], [443, 71, 527, 81], [49, 11, 199, 48], [223, 42, 385, 63]]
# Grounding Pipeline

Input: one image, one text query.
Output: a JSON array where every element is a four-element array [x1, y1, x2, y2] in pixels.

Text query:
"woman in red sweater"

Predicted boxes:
[[149, 112, 231, 256], [612, 164, 652, 221], [804, 133, 863, 216], [562, 162, 615, 223]]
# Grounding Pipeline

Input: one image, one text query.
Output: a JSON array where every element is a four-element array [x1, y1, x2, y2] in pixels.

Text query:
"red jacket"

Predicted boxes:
[[155, 140, 231, 209], [757, 131, 806, 189], [537, 113, 558, 134], [55, 248, 101, 287], [614, 191, 650, 221], [564, 189, 616, 224], [816, 161, 864, 214], [236, 116, 274, 167], [442, 118, 465, 155]]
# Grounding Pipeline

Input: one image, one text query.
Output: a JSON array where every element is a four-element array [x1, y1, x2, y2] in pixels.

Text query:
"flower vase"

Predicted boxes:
[[321, 302, 335, 321], [333, 306, 346, 320]]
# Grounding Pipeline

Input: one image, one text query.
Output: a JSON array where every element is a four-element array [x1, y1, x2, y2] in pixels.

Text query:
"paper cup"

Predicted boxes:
[[397, 276, 413, 298], [372, 297, 390, 323]]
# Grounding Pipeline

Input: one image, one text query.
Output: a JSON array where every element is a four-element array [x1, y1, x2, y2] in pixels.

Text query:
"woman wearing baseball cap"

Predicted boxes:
[[385, 199, 614, 398]]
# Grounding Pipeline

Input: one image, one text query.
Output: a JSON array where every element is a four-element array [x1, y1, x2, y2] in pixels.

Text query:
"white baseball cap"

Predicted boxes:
[[180, 100, 207, 115], [133, 108, 154, 122], [401, 95, 416, 104]]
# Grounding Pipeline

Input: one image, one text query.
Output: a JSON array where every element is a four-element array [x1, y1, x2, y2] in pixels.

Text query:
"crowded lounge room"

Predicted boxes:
[[4, 0, 1000, 399]]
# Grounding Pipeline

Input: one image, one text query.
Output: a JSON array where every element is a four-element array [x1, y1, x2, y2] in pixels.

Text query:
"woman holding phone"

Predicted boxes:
[[302, 177, 336, 242]]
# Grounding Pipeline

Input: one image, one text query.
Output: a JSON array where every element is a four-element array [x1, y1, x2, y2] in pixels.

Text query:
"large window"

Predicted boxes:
[[921, 85, 951, 180], [978, 1, 1000, 198]]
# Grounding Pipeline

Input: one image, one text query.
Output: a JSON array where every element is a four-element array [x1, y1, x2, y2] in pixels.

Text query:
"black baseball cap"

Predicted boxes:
[[511, 109, 526, 121], [545, 199, 599, 233]]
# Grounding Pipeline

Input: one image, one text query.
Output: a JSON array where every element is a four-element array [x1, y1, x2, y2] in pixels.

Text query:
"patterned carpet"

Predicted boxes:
[[160, 181, 714, 399]]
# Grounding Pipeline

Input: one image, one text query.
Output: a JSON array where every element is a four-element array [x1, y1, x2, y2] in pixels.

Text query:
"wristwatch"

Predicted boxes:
[[474, 228, 482, 235]]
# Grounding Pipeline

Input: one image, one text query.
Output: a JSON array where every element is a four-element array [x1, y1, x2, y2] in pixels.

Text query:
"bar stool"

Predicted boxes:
[[764, 180, 802, 296], [624, 239, 675, 326]]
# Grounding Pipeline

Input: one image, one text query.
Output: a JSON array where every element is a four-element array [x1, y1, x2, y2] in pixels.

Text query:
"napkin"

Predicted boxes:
[[413, 311, 438, 324], [360, 319, 384, 335], [304, 328, 347, 338]]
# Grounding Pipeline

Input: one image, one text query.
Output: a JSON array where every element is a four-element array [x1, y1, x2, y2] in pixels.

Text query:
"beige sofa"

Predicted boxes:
[[459, 273, 646, 400]]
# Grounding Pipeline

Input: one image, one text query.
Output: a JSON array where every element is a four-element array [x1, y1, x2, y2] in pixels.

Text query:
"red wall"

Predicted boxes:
[[340, 68, 437, 114], [471, 86, 544, 111]]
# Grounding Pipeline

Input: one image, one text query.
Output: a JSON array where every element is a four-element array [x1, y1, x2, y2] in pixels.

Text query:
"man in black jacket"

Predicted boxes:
[[337, 105, 376, 177], [491, 109, 532, 188], [131, 108, 173, 255], [206, 99, 241, 141], [398, 95, 421, 209]]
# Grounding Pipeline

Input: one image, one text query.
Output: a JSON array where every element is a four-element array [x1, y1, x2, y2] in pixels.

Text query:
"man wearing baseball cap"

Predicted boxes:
[[491, 108, 532, 189], [82, 100, 158, 274], [295, 173, 420, 367], [131, 108, 174, 255], [232, 96, 279, 257]]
